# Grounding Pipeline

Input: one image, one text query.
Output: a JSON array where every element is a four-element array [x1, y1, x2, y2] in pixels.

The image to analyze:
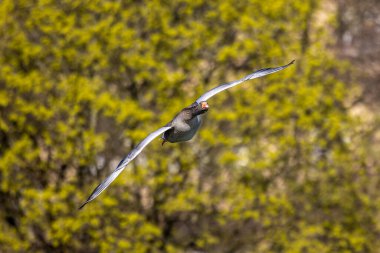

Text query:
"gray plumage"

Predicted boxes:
[[79, 60, 294, 209], [163, 102, 207, 143]]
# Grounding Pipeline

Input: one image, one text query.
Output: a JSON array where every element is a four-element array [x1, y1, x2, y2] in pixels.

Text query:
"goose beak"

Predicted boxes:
[[201, 102, 209, 109]]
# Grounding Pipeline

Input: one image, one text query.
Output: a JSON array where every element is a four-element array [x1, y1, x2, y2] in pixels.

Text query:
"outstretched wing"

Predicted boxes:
[[79, 126, 173, 209], [195, 60, 294, 103]]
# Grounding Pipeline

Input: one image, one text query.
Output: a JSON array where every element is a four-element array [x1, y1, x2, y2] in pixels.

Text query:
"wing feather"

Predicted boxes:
[[79, 126, 173, 209], [195, 60, 294, 103]]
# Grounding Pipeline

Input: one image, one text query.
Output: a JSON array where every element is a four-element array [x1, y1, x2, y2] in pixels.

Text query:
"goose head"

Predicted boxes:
[[192, 101, 209, 116]]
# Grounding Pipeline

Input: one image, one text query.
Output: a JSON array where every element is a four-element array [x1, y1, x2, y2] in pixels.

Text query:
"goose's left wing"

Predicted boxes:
[[79, 125, 173, 209], [195, 60, 294, 103]]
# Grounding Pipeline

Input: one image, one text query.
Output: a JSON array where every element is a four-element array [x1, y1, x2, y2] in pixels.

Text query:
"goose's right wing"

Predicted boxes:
[[79, 125, 173, 209]]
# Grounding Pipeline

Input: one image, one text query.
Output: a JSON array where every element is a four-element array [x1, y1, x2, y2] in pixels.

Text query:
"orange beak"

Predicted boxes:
[[201, 102, 209, 109]]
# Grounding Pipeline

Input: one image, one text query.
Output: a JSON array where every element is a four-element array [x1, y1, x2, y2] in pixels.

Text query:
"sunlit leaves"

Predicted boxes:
[[0, 0, 377, 252]]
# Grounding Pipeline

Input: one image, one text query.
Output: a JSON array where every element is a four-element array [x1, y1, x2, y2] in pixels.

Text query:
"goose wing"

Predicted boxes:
[[195, 60, 294, 103], [79, 125, 173, 209]]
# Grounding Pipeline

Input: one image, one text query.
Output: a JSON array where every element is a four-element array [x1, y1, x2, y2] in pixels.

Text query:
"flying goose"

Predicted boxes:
[[79, 60, 294, 209]]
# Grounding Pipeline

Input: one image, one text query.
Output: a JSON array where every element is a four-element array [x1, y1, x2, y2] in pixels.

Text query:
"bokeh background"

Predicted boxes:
[[1, 0, 379, 252]]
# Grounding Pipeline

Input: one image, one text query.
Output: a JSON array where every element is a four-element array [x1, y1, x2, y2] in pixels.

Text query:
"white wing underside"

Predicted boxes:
[[195, 60, 294, 103], [79, 125, 172, 209]]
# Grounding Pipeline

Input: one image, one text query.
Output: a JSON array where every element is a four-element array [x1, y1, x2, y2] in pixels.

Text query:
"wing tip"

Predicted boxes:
[[288, 59, 295, 66], [78, 201, 88, 210]]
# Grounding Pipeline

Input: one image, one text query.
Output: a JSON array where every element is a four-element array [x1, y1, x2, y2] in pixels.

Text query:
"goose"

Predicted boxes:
[[79, 60, 294, 209]]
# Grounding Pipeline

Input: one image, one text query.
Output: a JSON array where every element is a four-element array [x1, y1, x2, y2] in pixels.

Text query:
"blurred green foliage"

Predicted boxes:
[[0, 0, 379, 252]]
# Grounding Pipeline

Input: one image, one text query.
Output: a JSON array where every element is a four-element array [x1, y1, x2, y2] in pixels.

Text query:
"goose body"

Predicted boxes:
[[164, 115, 202, 143], [163, 102, 207, 143]]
